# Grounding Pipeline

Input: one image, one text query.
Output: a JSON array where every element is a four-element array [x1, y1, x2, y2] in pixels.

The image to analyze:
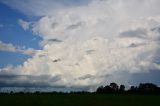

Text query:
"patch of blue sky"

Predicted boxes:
[[0, 3, 41, 68], [0, 3, 42, 50], [0, 51, 31, 68]]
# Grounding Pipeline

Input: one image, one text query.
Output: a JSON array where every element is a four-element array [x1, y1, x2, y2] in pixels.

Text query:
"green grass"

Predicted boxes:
[[0, 94, 160, 106]]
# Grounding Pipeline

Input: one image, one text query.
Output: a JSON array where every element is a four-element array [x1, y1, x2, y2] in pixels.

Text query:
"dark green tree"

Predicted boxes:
[[119, 85, 125, 92], [110, 82, 119, 91]]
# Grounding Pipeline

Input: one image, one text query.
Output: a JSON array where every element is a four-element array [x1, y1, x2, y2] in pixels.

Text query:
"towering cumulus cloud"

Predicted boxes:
[[1, 0, 160, 91]]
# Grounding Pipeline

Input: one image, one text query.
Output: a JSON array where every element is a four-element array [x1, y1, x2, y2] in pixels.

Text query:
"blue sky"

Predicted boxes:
[[0, 0, 160, 91], [0, 3, 41, 68]]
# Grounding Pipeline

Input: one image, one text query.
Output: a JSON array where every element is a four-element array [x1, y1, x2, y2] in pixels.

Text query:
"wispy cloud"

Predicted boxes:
[[18, 19, 30, 30], [0, 0, 91, 16], [0, 41, 38, 56], [0, 41, 17, 52]]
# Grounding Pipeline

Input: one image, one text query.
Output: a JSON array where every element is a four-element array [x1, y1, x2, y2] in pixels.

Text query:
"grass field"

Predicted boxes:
[[0, 94, 160, 106]]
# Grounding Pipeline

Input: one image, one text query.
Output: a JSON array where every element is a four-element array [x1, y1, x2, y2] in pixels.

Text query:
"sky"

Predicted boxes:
[[0, 0, 160, 92]]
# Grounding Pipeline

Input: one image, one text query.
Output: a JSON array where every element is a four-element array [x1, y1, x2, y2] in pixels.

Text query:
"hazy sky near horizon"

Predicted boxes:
[[0, 0, 160, 91]]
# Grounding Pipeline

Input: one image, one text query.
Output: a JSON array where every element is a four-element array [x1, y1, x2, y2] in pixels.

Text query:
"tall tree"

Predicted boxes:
[[119, 85, 125, 92], [110, 82, 119, 91]]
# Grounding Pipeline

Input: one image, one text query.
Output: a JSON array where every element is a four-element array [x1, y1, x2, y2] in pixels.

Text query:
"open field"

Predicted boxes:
[[0, 94, 160, 106]]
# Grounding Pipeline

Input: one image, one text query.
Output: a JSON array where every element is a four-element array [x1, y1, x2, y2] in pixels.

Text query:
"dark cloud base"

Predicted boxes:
[[0, 70, 160, 92]]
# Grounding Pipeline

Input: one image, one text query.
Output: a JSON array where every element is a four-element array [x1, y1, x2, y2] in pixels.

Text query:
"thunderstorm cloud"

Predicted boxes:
[[0, 0, 160, 91]]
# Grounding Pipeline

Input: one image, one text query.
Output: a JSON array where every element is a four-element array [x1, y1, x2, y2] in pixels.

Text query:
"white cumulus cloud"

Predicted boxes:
[[1, 0, 160, 91]]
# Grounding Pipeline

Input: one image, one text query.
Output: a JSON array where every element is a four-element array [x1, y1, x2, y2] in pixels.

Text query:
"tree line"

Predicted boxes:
[[0, 82, 160, 94], [96, 82, 160, 94]]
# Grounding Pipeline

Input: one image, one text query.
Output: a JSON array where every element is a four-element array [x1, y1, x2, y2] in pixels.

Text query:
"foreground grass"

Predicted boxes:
[[0, 94, 160, 106]]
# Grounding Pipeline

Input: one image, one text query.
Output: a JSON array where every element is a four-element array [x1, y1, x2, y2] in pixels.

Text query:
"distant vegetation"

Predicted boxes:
[[0, 82, 160, 94], [0, 83, 160, 106], [96, 82, 160, 94]]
